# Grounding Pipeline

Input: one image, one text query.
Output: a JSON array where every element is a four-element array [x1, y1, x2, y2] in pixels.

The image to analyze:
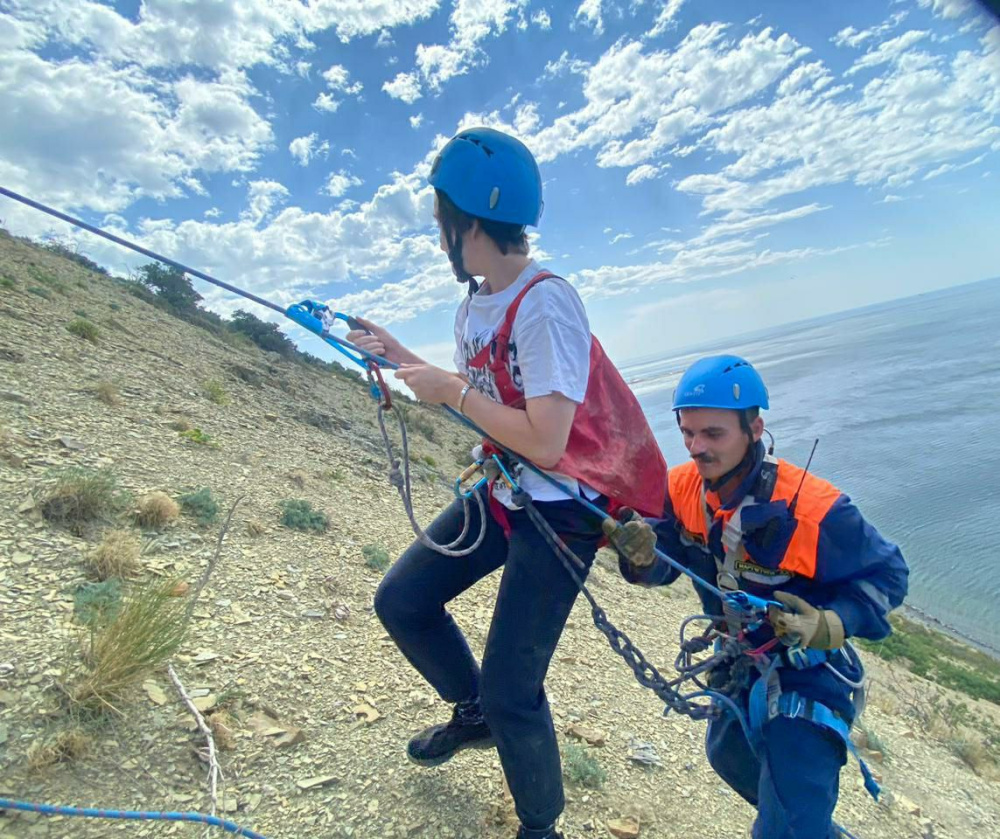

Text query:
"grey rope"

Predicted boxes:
[[376, 404, 488, 557]]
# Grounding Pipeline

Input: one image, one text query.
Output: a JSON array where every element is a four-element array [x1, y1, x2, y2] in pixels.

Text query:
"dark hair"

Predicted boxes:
[[739, 406, 760, 434], [434, 190, 529, 255]]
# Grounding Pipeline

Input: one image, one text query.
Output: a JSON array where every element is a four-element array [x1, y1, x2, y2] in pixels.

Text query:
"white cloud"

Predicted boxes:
[[312, 63, 362, 111], [610, 232, 634, 244], [388, 0, 529, 99], [514, 102, 541, 134], [916, 0, 979, 22], [922, 152, 987, 179], [410, 113, 425, 129], [543, 50, 589, 78], [575, 0, 604, 36], [566, 235, 888, 302], [532, 9, 552, 30], [625, 163, 662, 185], [321, 63, 363, 95], [322, 170, 363, 198], [0, 49, 272, 213], [677, 204, 830, 249], [9, 0, 441, 76], [878, 194, 905, 203], [832, 10, 910, 49], [383, 71, 423, 103], [242, 179, 289, 225], [0, 0, 445, 219], [669, 24, 1000, 215], [289, 132, 330, 165], [414, 42, 467, 88], [527, 24, 810, 167], [313, 92, 341, 112], [845, 30, 930, 76], [647, 0, 687, 38], [324, 262, 458, 325]]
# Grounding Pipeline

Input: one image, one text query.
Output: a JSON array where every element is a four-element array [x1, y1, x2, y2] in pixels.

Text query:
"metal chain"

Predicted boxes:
[[519, 494, 744, 721]]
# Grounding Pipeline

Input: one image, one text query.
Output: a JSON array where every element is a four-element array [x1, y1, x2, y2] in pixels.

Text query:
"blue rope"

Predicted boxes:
[[0, 799, 267, 837]]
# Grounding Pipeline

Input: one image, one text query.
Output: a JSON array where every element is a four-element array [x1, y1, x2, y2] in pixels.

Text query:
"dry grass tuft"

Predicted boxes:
[[135, 491, 180, 527], [40, 468, 126, 535], [208, 710, 237, 751], [27, 727, 91, 771], [95, 381, 121, 406], [86, 529, 141, 580]]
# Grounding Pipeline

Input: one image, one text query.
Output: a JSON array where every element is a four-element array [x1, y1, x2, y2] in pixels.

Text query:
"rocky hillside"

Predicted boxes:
[[1, 231, 998, 839]]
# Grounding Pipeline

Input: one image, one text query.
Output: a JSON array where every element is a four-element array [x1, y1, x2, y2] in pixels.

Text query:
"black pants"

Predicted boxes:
[[374, 489, 606, 829]]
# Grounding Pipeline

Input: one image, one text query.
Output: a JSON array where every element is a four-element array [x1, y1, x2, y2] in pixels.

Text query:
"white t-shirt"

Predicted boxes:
[[453, 261, 600, 506]]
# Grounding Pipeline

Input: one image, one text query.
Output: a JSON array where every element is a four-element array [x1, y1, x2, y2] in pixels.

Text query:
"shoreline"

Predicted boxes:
[[901, 602, 1000, 662]]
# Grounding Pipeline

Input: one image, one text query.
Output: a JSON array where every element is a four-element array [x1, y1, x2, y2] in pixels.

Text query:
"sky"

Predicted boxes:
[[1, 0, 998, 370]]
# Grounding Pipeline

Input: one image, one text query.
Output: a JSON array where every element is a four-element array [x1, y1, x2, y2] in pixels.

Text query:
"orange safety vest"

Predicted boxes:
[[666, 458, 842, 580]]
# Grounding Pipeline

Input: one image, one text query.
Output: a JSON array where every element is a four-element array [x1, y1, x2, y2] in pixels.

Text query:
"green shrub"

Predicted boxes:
[[40, 240, 108, 275], [177, 488, 219, 525], [179, 428, 218, 448], [27, 265, 67, 294], [362, 544, 391, 572], [202, 379, 229, 405], [396, 403, 438, 442], [858, 615, 1000, 705], [67, 318, 101, 344], [73, 579, 123, 627], [136, 263, 202, 318], [562, 743, 606, 789], [228, 309, 296, 356], [281, 499, 329, 532]]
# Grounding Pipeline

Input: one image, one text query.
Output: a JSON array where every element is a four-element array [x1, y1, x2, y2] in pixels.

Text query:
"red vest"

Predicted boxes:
[[466, 272, 667, 518]]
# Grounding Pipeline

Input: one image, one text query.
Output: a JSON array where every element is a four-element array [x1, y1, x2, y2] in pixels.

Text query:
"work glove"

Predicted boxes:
[[768, 591, 845, 650], [602, 508, 657, 569]]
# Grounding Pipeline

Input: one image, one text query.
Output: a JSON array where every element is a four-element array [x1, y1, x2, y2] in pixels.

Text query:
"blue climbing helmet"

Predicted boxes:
[[672, 354, 770, 412], [428, 127, 543, 227]]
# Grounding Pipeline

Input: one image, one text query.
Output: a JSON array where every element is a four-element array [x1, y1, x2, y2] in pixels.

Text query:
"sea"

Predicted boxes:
[[621, 276, 1000, 655]]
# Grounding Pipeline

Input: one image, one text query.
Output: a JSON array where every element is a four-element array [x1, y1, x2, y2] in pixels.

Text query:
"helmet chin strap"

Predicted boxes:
[[445, 225, 478, 295]]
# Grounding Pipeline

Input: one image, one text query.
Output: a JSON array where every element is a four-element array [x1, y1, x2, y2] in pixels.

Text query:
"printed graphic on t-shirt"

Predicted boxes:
[[462, 328, 524, 404]]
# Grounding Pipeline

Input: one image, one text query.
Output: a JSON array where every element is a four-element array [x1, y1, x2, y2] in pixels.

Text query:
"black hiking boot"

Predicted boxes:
[[516, 825, 563, 839], [406, 698, 495, 767]]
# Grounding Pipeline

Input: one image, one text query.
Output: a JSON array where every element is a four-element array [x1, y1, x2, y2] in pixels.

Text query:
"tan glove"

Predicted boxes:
[[602, 509, 657, 569], [768, 591, 845, 650]]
